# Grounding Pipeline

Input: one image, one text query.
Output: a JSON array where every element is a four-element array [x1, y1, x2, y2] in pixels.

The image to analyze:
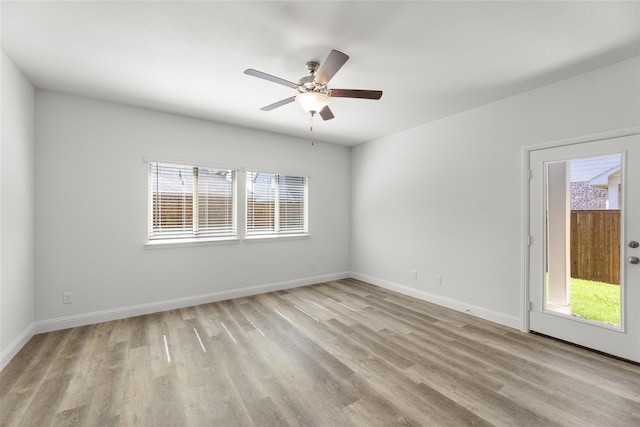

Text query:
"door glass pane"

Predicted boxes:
[[545, 154, 622, 327]]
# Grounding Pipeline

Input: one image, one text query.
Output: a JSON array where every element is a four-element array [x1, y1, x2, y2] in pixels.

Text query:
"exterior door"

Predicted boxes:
[[528, 133, 640, 362]]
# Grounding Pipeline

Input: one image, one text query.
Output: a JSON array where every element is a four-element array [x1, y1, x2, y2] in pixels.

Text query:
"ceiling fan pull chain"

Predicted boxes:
[[310, 112, 315, 146]]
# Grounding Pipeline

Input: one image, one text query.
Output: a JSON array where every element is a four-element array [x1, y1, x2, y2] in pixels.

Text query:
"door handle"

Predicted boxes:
[[629, 256, 640, 265], [629, 241, 640, 248]]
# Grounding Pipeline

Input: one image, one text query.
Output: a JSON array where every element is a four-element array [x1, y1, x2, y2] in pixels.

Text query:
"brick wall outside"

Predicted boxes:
[[570, 181, 607, 210]]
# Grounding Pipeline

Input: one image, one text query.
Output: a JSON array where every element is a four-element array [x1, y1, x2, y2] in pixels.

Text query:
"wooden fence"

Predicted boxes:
[[152, 194, 303, 233], [570, 210, 620, 285], [152, 193, 233, 230]]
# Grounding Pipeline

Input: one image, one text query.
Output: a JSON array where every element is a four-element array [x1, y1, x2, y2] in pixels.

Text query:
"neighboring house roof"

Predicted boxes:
[[589, 165, 621, 187], [248, 173, 305, 202], [152, 165, 233, 195], [570, 154, 621, 183]]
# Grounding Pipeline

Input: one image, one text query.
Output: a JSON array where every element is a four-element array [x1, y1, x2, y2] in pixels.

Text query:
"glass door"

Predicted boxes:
[[528, 134, 640, 362]]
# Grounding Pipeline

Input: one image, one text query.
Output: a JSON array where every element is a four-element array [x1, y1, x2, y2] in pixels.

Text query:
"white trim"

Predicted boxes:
[[33, 272, 350, 334], [0, 323, 35, 371], [351, 272, 521, 330], [243, 167, 311, 179], [521, 144, 531, 332], [525, 126, 640, 153], [620, 150, 629, 332], [521, 127, 640, 334], [143, 156, 241, 172], [244, 233, 311, 242], [145, 236, 240, 249]]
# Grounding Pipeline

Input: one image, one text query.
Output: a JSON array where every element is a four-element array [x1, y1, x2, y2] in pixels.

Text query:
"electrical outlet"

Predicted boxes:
[[63, 291, 74, 304], [411, 270, 418, 280], [435, 275, 443, 286]]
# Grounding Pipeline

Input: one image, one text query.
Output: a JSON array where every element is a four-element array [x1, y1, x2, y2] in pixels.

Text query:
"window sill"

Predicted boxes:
[[244, 233, 311, 242], [145, 236, 240, 249]]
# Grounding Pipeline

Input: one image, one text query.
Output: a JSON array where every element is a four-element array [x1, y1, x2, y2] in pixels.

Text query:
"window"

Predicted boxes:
[[148, 161, 236, 241], [246, 171, 308, 236]]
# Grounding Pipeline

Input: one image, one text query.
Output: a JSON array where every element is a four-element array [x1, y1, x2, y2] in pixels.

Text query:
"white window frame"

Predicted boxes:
[[245, 170, 309, 239], [146, 159, 238, 247]]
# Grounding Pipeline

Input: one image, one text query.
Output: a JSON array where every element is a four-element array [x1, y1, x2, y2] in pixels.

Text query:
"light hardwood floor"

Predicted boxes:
[[1, 279, 639, 426]]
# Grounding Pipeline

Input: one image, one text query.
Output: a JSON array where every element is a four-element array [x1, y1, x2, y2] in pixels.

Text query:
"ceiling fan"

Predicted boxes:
[[244, 50, 382, 121]]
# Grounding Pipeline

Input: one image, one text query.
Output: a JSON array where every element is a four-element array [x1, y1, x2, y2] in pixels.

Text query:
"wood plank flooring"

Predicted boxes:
[[2, 279, 639, 426]]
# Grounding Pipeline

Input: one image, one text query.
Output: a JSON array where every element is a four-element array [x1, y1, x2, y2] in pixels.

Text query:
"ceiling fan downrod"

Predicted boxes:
[[306, 61, 319, 76]]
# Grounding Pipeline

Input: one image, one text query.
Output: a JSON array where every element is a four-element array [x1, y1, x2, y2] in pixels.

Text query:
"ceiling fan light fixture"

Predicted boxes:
[[296, 91, 330, 113]]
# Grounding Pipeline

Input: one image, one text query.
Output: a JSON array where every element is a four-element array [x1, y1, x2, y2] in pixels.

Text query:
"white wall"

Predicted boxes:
[[34, 91, 351, 330], [1, 51, 35, 368], [351, 56, 640, 328]]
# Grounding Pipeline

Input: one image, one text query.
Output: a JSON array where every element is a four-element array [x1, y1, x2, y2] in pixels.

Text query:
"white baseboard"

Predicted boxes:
[[6, 271, 517, 371], [1, 323, 35, 371], [350, 272, 521, 330], [34, 272, 350, 334]]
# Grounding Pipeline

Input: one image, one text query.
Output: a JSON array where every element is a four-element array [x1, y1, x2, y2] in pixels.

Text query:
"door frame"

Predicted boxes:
[[521, 126, 640, 333]]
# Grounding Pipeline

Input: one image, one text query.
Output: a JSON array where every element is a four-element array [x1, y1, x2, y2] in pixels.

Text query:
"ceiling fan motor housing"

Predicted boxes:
[[298, 76, 328, 94], [299, 61, 328, 94]]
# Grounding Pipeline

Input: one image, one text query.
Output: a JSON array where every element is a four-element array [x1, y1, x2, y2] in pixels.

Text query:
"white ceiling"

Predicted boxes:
[[2, 1, 639, 146]]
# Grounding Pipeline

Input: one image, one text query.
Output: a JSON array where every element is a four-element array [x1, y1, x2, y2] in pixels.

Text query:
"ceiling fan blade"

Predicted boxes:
[[315, 50, 349, 85], [261, 96, 296, 111], [330, 89, 383, 100], [319, 106, 334, 121], [244, 69, 300, 89]]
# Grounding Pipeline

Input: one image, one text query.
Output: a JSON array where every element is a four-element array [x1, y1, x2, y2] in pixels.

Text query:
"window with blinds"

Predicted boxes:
[[148, 161, 236, 241], [246, 171, 308, 236]]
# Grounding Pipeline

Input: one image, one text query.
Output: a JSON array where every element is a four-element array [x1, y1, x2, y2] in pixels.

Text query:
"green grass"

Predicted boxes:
[[570, 277, 620, 327], [546, 276, 621, 327]]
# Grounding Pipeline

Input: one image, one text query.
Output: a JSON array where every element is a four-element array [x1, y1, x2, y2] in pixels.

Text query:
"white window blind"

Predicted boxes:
[[149, 161, 236, 241], [246, 171, 308, 236]]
